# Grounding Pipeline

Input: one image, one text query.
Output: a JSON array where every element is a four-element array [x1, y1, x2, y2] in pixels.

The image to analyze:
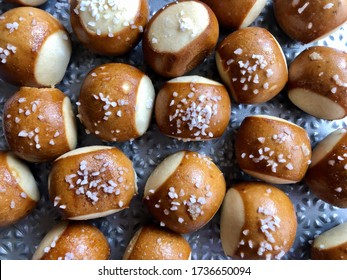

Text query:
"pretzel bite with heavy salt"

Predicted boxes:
[[0, 7, 71, 87], [3, 87, 77, 163], [142, 0, 219, 78], [0, 151, 39, 227], [70, 0, 149, 56], [77, 63, 155, 142], [5, 0, 48, 6], [288, 46, 347, 120], [32, 221, 110, 260], [311, 222, 347, 260], [216, 27, 288, 104], [305, 129, 347, 208], [48, 146, 137, 220], [144, 150, 226, 234], [201, 0, 266, 29], [155, 75, 231, 141], [273, 0, 347, 44], [220, 182, 297, 260], [123, 224, 191, 260], [235, 115, 312, 184]]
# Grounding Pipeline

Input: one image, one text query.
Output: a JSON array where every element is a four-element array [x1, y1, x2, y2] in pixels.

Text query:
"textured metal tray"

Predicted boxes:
[[0, 0, 347, 260]]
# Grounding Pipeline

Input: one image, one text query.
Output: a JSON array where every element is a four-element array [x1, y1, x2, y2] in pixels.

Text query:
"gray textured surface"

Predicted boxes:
[[0, 0, 346, 260]]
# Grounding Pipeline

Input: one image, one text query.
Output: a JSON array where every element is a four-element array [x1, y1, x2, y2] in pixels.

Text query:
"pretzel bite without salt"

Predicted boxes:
[[288, 46, 347, 120], [0, 7, 71, 87], [5, 0, 48, 6], [32, 221, 110, 260], [77, 63, 155, 142], [155, 75, 231, 141], [123, 224, 191, 260], [220, 182, 297, 260], [70, 0, 149, 56], [311, 222, 347, 260], [3, 87, 77, 163], [0, 151, 39, 227], [215, 27, 288, 104], [48, 146, 137, 220], [201, 0, 266, 29], [305, 129, 347, 208], [273, 0, 347, 44], [144, 150, 226, 234], [142, 0, 219, 78], [235, 115, 312, 184]]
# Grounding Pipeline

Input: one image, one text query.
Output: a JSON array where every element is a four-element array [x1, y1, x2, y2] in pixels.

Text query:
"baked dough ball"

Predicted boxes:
[[305, 129, 347, 208], [142, 0, 219, 78], [77, 63, 155, 142], [0, 7, 71, 87], [273, 0, 347, 44], [32, 221, 110, 260], [235, 115, 312, 184], [216, 27, 288, 104], [123, 224, 191, 260], [288, 46, 347, 120], [3, 87, 77, 163], [201, 0, 266, 29], [144, 150, 226, 234], [5, 0, 47, 6], [311, 222, 347, 260], [70, 0, 149, 56], [48, 146, 137, 220], [220, 182, 297, 260], [155, 75, 231, 141], [0, 151, 39, 227]]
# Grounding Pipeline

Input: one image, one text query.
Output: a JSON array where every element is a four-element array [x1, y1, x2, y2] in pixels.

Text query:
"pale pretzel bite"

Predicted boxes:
[[5, 0, 48, 6], [273, 0, 347, 44], [142, 0, 219, 78], [220, 182, 297, 260], [32, 221, 110, 260], [70, 0, 149, 56], [201, 0, 266, 29], [0, 7, 71, 87], [216, 27, 288, 104], [144, 150, 226, 234], [3, 87, 77, 163], [0, 151, 39, 227], [48, 146, 137, 220], [288, 46, 347, 120], [305, 129, 347, 208], [123, 224, 191, 260], [235, 115, 312, 184], [311, 222, 347, 260], [155, 76, 231, 141], [77, 63, 155, 142]]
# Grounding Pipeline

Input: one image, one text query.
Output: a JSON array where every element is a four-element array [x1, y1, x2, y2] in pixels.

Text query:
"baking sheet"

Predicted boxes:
[[0, 0, 346, 260]]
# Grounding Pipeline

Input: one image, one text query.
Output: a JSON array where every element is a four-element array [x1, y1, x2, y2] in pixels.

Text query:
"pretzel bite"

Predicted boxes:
[[311, 222, 347, 260], [48, 146, 137, 220], [0, 7, 71, 87], [288, 46, 347, 120], [3, 87, 77, 163], [77, 63, 155, 142], [155, 75, 231, 141], [123, 224, 191, 260], [273, 0, 347, 44], [201, 0, 266, 29], [70, 0, 149, 56], [32, 221, 110, 260], [235, 115, 312, 184], [142, 0, 219, 78], [0, 151, 39, 227], [305, 129, 347, 208], [144, 150, 226, 234], [216, 27, 288, 104], [220, 182, 297, 260], [5, 0, 48, 6]]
